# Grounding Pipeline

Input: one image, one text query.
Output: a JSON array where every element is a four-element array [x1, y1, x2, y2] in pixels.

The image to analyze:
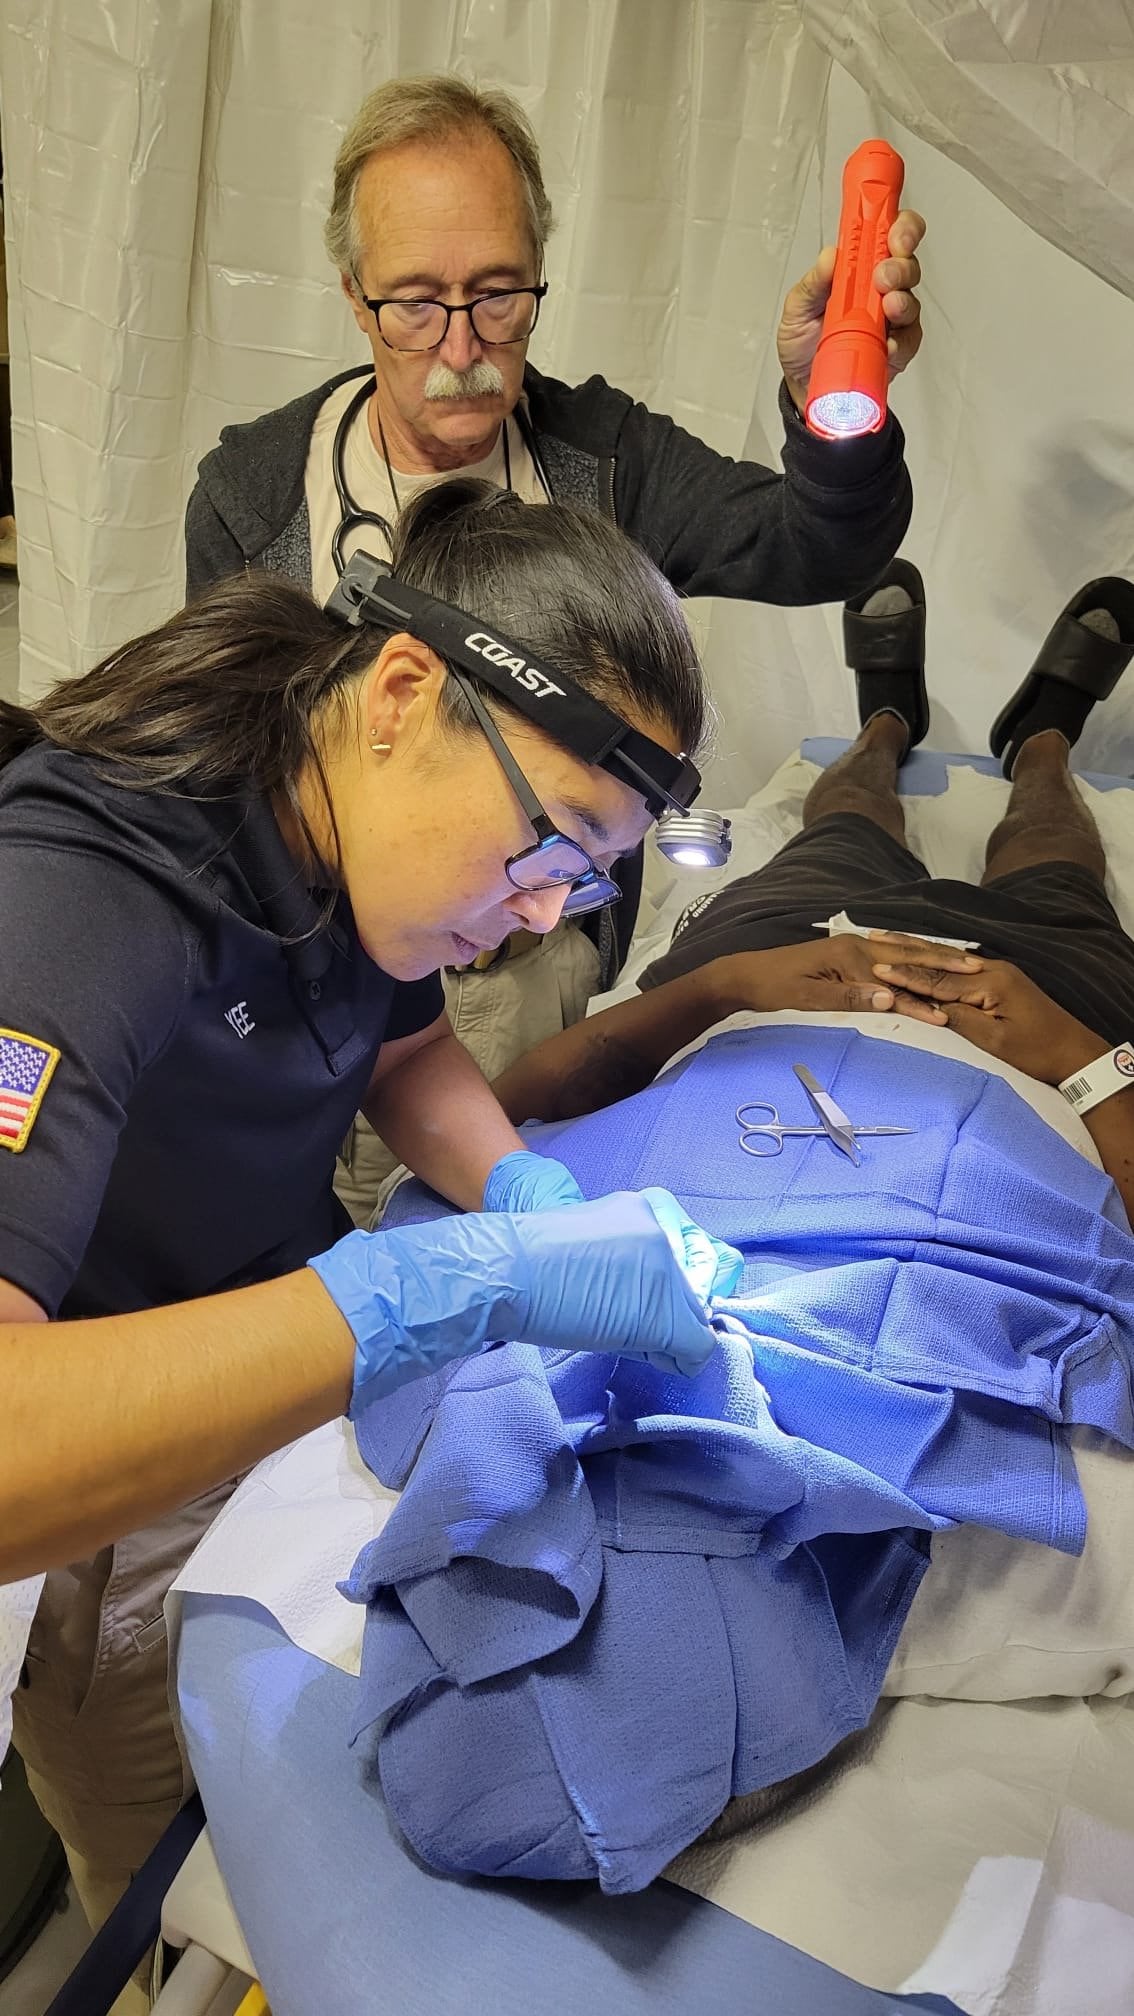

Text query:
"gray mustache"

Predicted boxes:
[[423, 360, 506, 401]]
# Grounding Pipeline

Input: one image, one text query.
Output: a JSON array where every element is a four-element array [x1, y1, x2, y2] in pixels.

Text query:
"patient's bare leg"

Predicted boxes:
[[801, 712, 909, 848], [982, 728, 1107, 884]]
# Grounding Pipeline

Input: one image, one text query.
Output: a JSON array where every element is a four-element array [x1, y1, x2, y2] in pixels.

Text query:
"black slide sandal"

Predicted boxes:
[[842, 558, 929, 755], [989, 576, 1134, 778]]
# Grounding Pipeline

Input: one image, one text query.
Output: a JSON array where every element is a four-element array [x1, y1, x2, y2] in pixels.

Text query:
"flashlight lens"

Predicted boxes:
[[807, 389, 881, 438], [669, 845, 714, 867]]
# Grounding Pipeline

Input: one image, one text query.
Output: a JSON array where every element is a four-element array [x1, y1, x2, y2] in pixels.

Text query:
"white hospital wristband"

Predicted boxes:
[[1058, 1042, 1134, 1116]]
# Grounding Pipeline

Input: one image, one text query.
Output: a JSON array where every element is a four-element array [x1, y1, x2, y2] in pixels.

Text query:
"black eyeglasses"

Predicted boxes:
[[359, 284, 548, 354], [449, 669, 621, 916]]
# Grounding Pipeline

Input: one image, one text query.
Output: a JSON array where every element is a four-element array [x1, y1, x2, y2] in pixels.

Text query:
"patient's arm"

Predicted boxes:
[[494, 941, 935, 1124], [495, 964, 730, 1123]]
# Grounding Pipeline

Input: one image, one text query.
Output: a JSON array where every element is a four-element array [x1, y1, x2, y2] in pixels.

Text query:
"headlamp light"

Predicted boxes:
[[654, 808, 732, 869]]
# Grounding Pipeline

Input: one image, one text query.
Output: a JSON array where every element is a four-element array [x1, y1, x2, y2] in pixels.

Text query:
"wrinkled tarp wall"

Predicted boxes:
[[3, 1, 1133, 795]]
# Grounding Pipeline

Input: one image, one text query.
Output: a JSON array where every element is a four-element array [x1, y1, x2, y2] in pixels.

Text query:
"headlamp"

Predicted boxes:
[[654, 808, 732, 870], [325, 553, 702, 819]]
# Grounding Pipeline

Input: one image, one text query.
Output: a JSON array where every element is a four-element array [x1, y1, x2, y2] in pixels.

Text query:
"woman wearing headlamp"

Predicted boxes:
[[0, 482, 742, 1931]]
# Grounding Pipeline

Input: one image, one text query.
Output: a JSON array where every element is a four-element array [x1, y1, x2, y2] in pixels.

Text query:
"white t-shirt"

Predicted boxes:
[[305, 376, 547, 609], [0, 1574, 43, 1775]]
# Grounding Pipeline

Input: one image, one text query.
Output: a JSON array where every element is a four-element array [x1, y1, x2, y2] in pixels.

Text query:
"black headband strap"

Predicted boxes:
[[324, 552, 701, 816]]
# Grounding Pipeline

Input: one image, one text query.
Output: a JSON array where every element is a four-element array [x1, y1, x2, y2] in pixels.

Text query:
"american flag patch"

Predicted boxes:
[[0, 1028, 61, 1153]]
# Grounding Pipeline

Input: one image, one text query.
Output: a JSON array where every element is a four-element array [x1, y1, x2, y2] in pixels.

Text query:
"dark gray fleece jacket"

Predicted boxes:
[[186, 361, 911, 606], [185, 361, 912, 971]]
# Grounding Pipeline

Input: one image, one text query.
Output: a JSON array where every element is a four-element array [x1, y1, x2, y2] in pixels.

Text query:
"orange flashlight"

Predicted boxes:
[[805, 139, 905, 440]]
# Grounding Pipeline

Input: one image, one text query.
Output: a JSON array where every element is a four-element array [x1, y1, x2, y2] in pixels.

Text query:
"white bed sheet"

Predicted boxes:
[[0, 1573, 44, 1773], [169, 1415, 1134, 2016]]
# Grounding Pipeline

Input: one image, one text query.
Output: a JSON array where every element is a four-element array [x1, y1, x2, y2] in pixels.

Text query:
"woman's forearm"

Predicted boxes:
[[3, 1026, 588, 1578], [0, 1271, 353, 1581], [366, 1029, 526, 1209]]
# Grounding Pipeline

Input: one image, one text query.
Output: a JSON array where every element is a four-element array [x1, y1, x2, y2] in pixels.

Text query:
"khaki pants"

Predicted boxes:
[[335, 920, 602, 1230], [13, 1475, 239, 1981]]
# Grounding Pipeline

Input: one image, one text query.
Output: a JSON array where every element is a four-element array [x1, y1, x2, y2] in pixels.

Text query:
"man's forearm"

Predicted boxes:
[[494, 960, 739, 1124]]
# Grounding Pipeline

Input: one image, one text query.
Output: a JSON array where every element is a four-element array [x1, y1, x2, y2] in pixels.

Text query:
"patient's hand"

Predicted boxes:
[[715, 935, 977, 1024], [867, 938, 1106, 1085]]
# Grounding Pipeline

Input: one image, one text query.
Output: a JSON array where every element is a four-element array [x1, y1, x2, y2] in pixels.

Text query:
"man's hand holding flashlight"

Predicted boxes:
[[778, 209, 925, 416]]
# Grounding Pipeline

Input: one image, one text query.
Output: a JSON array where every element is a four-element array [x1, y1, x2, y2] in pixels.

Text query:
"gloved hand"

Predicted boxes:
[[482, 1157, 743, 1301], [307, 1190, 737, 1413], [647, 1189, 744, 1304], [482, 1149, 585, 1214]]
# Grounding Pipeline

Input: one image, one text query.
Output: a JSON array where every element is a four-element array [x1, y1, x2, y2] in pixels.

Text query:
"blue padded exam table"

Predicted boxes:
[[178, 738, 1050, 2016], [800, 737, 1133, 795], [176, 1597, 966, 2016]]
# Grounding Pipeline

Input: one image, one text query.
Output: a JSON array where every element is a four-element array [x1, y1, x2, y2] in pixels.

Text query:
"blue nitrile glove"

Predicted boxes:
[[307, 1190, 735, 1413], [483, 1157, 742, 1300], [646, 1188, 744, 1305], [482, 1149, 585, 1214]]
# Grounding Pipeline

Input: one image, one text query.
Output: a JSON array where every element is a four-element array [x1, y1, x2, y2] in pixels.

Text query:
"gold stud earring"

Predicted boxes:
[[369, 736, 391, 753]]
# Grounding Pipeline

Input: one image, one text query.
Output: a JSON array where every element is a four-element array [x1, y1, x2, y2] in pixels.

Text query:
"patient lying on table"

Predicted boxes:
[[499, 566, 1134, 1224], [184, 572, 1134, 1897], [332, 573, 1134, 1895]]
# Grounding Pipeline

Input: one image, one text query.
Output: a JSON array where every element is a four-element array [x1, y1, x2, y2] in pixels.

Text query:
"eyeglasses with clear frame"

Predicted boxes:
[[359, 284, 549, 355], [449, 669, 621, 916]]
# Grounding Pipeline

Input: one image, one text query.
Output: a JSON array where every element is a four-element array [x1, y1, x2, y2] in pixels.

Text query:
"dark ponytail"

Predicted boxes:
[[0, 482, 705, 812]]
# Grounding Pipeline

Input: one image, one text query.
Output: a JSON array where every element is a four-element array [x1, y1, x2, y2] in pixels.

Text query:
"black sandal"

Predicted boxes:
[[842, 558, 929, 755], [989, 576, 1134, 778]]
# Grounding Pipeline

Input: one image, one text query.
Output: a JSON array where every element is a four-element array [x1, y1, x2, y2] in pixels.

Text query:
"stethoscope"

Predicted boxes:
[[330, 373, 555, 577]]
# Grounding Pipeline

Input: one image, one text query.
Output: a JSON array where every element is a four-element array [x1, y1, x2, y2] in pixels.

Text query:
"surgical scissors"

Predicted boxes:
[[736, 1063, 914, 1164]]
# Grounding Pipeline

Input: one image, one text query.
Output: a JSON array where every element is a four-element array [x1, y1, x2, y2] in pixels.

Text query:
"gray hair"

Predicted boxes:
[[325, 73, 554, 283]]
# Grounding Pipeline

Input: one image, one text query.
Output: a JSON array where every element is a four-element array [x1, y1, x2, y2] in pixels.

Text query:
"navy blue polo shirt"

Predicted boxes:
[[0, 745, 442, 1318]]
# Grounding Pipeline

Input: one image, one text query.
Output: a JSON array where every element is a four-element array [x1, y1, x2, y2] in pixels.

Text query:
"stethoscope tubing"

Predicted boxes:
[[330, 373, 554, 577]]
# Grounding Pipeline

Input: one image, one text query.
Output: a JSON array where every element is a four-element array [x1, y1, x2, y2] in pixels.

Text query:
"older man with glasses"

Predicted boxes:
[[185, 72, 925, 1225]]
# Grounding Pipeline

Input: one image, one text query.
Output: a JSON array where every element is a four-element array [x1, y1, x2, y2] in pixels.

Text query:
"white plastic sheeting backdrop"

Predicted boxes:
[[3, 1, 1134, 800]]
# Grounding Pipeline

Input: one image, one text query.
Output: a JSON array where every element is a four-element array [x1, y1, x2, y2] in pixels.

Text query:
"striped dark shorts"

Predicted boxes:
[[641, 812, 1134, 1048]]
